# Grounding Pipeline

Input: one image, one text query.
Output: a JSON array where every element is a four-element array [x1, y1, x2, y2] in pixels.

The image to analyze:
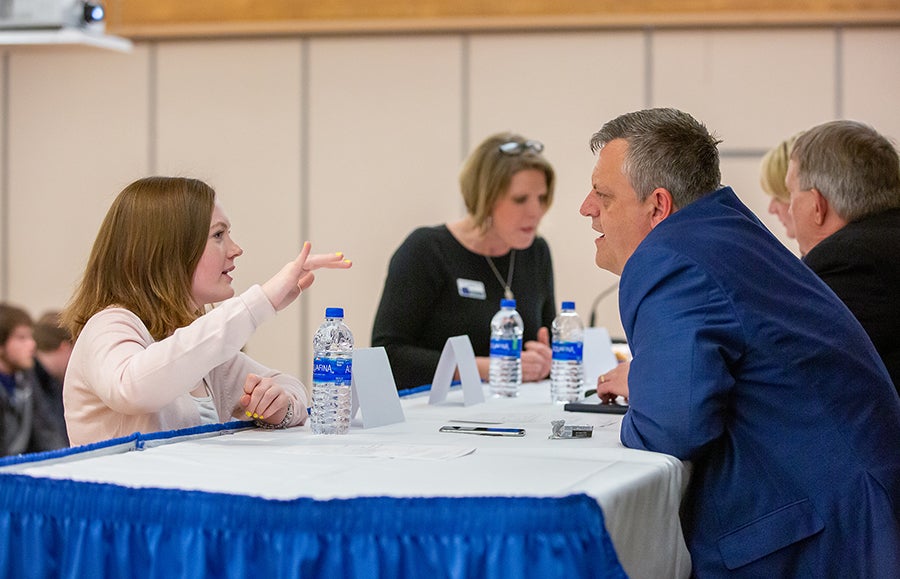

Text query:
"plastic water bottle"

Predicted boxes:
[[311, 307, 353, 435], [550, 301, 585, 403], [489, 299, 523, 397]]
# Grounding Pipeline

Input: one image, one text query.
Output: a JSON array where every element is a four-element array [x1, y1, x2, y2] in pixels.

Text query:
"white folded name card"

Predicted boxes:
[[428, 335, 485, 406], [350, 347, 405, 428], [583, 327, 618, 388]]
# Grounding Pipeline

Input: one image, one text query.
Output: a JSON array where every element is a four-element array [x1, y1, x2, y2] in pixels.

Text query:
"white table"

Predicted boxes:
[[2, 381, 690, 578]]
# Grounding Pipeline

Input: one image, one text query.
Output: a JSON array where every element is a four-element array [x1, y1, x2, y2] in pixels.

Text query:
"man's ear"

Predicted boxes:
[[811, 188, 829, 225], [648, 187, 675, 228]]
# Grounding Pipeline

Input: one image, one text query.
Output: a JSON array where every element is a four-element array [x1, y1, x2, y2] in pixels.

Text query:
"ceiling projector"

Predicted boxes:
[[0, 0, 106, 31]]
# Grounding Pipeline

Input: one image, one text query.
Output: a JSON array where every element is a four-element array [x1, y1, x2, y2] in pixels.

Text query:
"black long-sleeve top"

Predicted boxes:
[[372, 225, 556, 390]]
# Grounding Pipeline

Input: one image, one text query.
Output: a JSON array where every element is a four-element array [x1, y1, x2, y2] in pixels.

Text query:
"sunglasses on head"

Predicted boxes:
[[498, 139, 545, 155]]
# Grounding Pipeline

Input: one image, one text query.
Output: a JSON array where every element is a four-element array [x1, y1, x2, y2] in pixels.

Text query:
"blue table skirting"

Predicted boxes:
[[0, 422, 628, 579]]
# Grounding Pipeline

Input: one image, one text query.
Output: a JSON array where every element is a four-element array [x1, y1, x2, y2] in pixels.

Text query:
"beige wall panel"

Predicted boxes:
[[843, 28, 900, 142], [0, 55, 6, 298], [653, 29, 835, 149], [307, 35, 463, 369], [469, 31, 646, 339], [155, 39, 304, 377], [721, 156, 799, 256], [6, 45, 150, 316]]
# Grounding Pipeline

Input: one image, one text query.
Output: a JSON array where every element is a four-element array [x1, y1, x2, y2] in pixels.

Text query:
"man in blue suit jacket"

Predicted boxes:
[[582, 108, 900, 577]]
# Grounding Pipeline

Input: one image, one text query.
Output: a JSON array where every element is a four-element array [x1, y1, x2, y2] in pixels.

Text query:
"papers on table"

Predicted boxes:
[[271, 442, 476, 460], [449, 413, 541, 425]]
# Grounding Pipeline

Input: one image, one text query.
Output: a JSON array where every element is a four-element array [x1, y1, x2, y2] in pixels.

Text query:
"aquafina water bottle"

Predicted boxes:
[[550, 301, 584, 403], [311, 307, 353, 434], [489, 299, 523, 397]]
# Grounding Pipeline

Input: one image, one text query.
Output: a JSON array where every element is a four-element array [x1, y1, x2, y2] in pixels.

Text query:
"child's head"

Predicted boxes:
[[0, 304, 35, 374]]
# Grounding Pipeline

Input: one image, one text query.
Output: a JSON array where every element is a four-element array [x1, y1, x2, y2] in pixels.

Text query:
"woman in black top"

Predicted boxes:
[[372, 133, 557, 390]]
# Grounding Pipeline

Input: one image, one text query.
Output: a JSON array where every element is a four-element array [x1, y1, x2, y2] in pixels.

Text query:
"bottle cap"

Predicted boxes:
[[561, 301, 575, 310], [325, 307, 344, 318], [500, 298, 516, 308]]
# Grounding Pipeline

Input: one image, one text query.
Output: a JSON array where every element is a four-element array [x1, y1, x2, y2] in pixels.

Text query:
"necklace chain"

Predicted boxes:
[[485, 251, 515, 300]]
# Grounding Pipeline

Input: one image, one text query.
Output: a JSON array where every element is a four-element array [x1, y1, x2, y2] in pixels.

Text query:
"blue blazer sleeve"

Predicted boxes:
[[619, 247, 745, 461]]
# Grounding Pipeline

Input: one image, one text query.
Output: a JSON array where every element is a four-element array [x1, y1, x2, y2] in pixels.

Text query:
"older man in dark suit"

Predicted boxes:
[[786, 120, 900, 391]]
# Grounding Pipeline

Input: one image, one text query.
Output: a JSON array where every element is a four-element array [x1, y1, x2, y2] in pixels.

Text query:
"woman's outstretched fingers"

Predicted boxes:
[[303, 252, 353, 271], [262, 244, 351, 311]]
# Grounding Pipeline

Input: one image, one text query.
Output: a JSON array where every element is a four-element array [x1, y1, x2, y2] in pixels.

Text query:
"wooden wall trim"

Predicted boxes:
[[106, 2, 900, 39]]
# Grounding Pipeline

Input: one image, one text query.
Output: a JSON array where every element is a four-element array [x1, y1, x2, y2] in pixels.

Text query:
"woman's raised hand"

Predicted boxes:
[[262, 242, 352, 312]]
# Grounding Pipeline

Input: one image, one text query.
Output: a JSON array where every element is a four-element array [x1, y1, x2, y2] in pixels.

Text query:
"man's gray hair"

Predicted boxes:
[[590, 108, 722, 208], [791, 120, 900, 222]]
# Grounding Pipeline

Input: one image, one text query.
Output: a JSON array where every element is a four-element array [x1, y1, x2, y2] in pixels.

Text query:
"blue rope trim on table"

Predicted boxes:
[[0, 420, 255, 467], [398, 381, 463, 397]]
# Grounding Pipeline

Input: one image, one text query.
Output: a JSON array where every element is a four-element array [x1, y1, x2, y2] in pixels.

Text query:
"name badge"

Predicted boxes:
[[457, 278, 486, 300]]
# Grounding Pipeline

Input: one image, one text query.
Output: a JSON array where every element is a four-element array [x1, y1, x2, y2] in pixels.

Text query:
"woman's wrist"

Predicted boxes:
[[254, 401, 294, 430]]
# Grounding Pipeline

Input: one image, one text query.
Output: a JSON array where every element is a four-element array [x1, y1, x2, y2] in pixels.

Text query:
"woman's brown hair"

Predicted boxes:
[[459, 132, 555, 231], [62, 177, 215, 341]]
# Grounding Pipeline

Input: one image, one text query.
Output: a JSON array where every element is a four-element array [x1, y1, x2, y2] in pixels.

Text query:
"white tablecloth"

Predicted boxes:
[[11, 381, 691, 579]]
